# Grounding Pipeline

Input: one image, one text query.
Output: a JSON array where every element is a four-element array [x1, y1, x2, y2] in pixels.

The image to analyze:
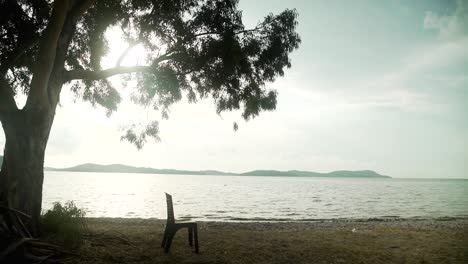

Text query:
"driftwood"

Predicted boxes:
[[0, 203, 77, 264]]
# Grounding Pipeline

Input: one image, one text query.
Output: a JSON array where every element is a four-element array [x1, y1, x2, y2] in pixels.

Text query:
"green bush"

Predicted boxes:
[[41, 201, 87, 248]]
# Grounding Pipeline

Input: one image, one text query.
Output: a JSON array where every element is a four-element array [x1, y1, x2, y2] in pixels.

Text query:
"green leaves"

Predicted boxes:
[[120, 121, 161, 150], [71, 79, 122, 116], [0, 0, 300, 148], [41, 201, 87, 249]]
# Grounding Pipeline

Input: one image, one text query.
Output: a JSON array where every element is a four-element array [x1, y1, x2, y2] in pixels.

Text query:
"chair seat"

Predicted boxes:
[[173, 222, 197, 228]]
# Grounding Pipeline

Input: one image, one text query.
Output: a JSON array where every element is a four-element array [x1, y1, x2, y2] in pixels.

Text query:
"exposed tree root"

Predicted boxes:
[[0, 204, 78, 263]]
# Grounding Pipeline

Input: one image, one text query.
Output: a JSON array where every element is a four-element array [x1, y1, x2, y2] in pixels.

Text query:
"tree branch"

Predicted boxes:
[[25, 0, 71, 110], [64, 65, 153, 81], [0, 40, 39, 75], [192, 23, 268, 38], [64, 52, 174, 82], [116, 40, 141, 67], [44, 0, 96, 108], [0, 1, 39, 75], [69, 0, 96, 19]]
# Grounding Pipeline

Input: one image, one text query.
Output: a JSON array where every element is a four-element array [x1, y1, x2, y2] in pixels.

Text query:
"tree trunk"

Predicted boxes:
[[0, 108, 55, 235]]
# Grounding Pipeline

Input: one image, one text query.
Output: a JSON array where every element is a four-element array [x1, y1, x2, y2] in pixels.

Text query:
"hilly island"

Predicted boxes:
[[49, 163, 391, 178], [1, 156, 389, 178]]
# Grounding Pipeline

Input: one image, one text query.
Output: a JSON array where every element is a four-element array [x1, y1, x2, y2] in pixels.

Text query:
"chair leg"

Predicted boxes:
[[161, 235, 166, 248], [164, 230, 175, 253], [193, 225, 199, 254], [161, 228, 168, 248], [188, 227, 193, 247]]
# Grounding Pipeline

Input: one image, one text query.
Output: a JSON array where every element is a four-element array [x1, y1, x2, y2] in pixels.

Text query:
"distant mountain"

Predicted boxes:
[[47, 163, 238, 176], [242, 170, 389, 178], [46, 162, 391, 178]]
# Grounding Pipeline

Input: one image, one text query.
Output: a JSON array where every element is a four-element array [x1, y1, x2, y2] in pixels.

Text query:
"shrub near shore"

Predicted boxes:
[[41, 201, 87, 249]]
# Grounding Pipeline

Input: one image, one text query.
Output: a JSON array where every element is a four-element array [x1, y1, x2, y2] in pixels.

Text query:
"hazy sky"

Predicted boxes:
[[1, 0, 467, 178]]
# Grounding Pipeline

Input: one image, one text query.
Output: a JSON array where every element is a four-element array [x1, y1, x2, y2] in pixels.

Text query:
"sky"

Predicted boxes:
[[1, 0, 467, 178]]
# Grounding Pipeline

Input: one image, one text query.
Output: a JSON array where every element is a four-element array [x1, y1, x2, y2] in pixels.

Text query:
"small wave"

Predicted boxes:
[[285, 213, 300, 216], [227, 217, 290, 222]]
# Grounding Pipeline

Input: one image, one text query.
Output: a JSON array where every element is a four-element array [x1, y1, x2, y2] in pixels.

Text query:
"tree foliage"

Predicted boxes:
[[0, 0, 301, 148]]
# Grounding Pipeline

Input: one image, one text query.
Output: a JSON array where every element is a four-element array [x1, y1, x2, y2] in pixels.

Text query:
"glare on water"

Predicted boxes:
[[43, 171, 468, 221]]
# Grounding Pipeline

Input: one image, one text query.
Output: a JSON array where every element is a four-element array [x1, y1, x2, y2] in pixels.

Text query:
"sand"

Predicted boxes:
[[71, 217, 468, 264]]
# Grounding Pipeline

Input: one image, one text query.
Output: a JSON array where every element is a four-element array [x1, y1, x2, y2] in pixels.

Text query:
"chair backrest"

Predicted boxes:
[[165, 193, 175, 224]]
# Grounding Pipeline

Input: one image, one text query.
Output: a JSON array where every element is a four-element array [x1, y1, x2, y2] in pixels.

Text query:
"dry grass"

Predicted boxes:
[[71, 218, 468, 264]]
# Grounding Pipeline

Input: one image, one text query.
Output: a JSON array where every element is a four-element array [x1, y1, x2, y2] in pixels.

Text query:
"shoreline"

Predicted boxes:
[[72, 217, 468, 263], [83, 215, 468, 223]]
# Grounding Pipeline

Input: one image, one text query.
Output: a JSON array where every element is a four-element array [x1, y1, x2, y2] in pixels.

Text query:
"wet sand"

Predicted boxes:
[[73, 217, 468, 264]]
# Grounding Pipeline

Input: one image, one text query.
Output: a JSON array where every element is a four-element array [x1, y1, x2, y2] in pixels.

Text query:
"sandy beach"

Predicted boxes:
[[71, 217, 468, 264]]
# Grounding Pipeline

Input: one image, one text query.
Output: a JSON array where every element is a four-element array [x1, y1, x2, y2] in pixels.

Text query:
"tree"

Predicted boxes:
[[0, 0, 300, 233]]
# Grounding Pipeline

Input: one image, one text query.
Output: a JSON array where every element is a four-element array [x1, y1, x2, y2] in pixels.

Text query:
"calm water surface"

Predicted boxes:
[[43, 171, 468, 221]]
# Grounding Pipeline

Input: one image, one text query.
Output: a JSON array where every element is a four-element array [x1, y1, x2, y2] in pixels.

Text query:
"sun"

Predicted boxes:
[[102, 27, 148, 69]]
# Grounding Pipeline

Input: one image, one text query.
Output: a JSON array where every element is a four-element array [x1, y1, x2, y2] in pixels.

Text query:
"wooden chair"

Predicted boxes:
[[161, 193, 199, 254]]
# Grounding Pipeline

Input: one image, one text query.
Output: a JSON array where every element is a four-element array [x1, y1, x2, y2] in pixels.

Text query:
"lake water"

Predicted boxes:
[[42, 171, 468, 221]]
